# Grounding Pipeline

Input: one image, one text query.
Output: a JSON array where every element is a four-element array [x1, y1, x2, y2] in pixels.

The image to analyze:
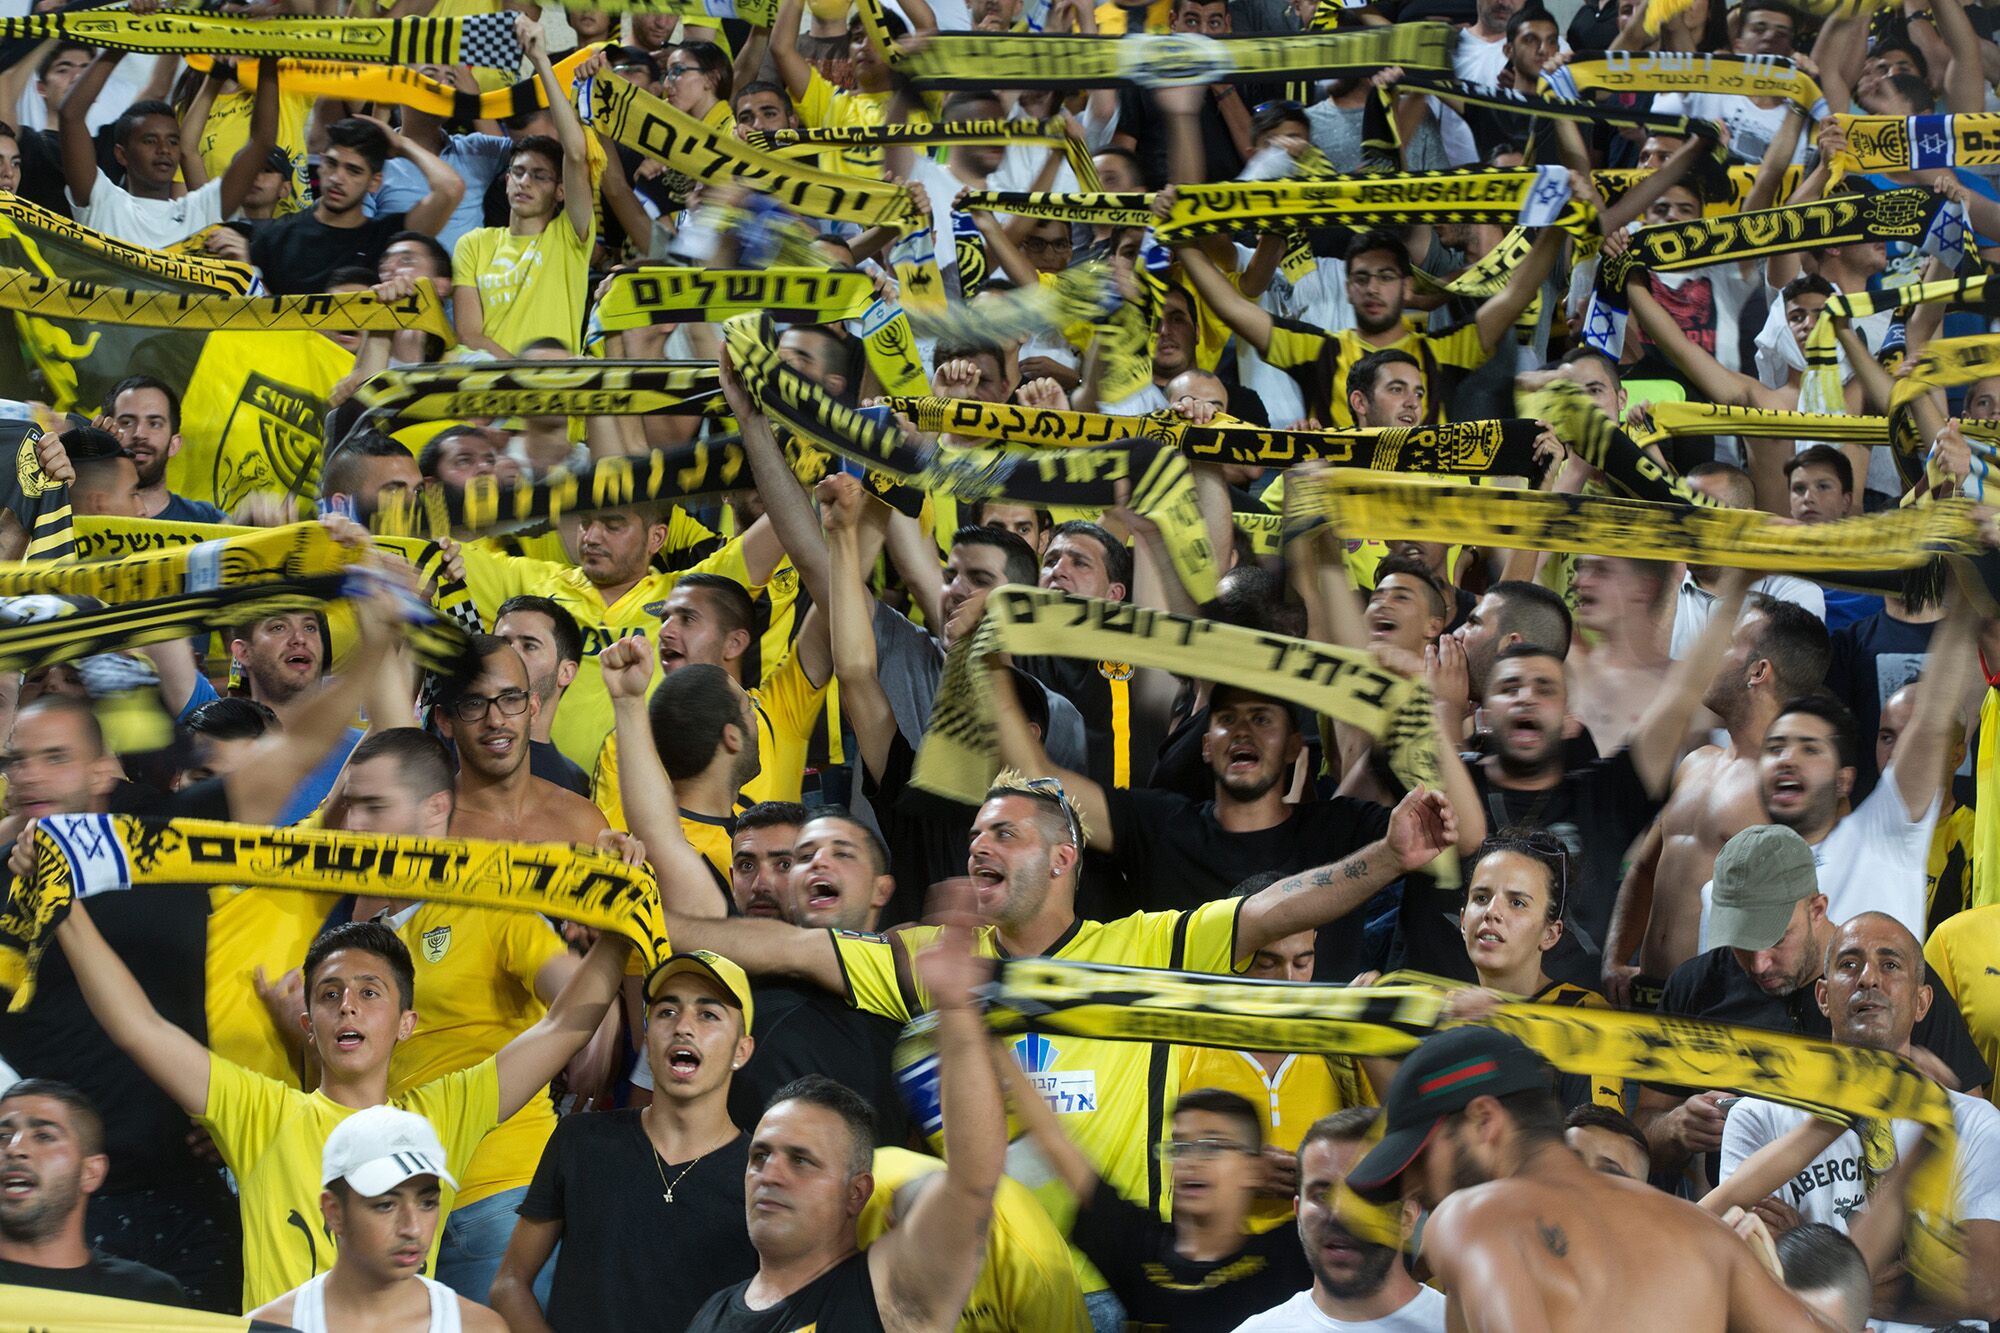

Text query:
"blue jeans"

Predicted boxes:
[[1084, 1289, 1126, 1333], [434, 1186, 554, 1307]]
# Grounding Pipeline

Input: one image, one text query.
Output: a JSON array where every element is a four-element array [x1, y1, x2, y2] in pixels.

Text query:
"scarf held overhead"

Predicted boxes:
[[1156, 169, 1597, 242], [0, 268, 452, 339], [0, 10, 524, 69]]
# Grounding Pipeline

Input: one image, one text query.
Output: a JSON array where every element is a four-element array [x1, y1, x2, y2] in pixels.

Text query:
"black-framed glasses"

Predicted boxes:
[[448, 688, 531, 723], [1021, 775, 1084, 848]]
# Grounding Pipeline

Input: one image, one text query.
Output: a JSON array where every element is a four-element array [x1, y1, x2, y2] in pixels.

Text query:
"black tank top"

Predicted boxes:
[[687, 1251, 888, 1333]]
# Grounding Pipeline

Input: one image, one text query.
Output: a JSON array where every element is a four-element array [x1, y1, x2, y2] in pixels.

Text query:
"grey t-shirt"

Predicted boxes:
[[873, 601, 1088, 770], [1305, 99, 1449, 174]]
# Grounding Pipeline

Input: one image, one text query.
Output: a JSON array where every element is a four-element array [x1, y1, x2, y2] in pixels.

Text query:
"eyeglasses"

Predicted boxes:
[[1022, 235, 1072, 255], [506, 164, 557, 185], [665, 64, 695, 80], [1155, 1139, 1253, 1161], [448, 688, 531, 723], [1020, 774, 1085, 848]]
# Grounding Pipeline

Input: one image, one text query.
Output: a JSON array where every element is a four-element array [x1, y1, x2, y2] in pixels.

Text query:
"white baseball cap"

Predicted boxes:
[[321, 1106, 458, 1197]]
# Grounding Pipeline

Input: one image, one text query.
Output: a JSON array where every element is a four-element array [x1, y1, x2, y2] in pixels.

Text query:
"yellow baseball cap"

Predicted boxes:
[[644, 950, 755, 1029]]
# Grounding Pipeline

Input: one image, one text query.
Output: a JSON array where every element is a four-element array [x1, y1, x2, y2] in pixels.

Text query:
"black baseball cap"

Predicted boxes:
[[1347, 1027, 1554, 1202]]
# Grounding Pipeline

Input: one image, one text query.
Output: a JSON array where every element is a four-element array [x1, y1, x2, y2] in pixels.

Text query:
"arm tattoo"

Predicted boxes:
[[1537, 1220, 1569, 1258], [1342, 856, 1369, 881]]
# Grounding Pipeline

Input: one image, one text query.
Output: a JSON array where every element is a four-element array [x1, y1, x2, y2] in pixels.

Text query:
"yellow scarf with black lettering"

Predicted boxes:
[[0, 267, 451, 338], [746, 118, 1104, 192], [1544, 51, 1827, 115], [954, 190, 1157, 229], [1889, 335, 2000, 454], [1804, 274, 1993, 425], [1631, 402, 1889, 447], [1520, 379, 1712, 506], [0, 9, 524, 68], [188, 44, 601, 123], [1157, 171, 1597, 243], [592, 268, 878, 332], [0, 814, 667, 1010], [913, 585, 1439, 803], [353, 359, 721, 424], [1833, 114, 2000, 174]]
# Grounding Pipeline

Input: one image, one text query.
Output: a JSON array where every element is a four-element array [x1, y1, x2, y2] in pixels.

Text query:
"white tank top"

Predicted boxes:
[[290, 1272, 463, 1333]]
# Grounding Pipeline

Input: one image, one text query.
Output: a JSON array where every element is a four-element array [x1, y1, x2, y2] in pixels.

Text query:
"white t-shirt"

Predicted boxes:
[[1453, 29, 1508, 86], [1721, 1090, 2000, 1232], [69, 170, 223, 248], [1231, 1286, 1449, 1333], [1653, 92, 1811, 166], [1670, 571, 1826, 659], [1697, 764, 1939, 950], [1101, 382, 1169, 417]]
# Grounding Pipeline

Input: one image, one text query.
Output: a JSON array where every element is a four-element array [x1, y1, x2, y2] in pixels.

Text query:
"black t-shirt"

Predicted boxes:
[[863, 728, 973, 929], [1070, 1177, 1312, 1331], [1657, 948, 1992, 1093], [728, 981, 908, 1147], [522, 1110, 759, 1333], [1016, 655, 1170, 799], [1826, 611, 1936, 801], [0, 1252, 185, 1305], [249, 208, 409, 295], [529, 738, 590, 797], [690, 1249, 885, 1333], [1116, 87, 1258, 189], [1146, 703, 1322, 805], [1105, 786, 1392, 979], [1470, 748, 1661, 982]]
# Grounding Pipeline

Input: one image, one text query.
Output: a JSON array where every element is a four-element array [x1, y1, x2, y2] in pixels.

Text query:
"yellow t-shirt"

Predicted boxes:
[[200, 1054, 501, 1310], [858, 1147, 1090, 1333], [452, 214, 596, 355], [1093, 0, 1172, 33], [1177, 1048, 1372, 1232], [458, 542, 738, 770], [839, 901, 1245, 1290], [681, 808, 741, 904], [385, 904, 567, 1206], [192, 87, 314, 214], [591, 643, 829, 827], [205, 887, 340, 1088], [1263, 320, 1487, 430], [1925, 903, 2000, 1100], [1928, 803, 1978, 931], [794, 68, 924, 176]]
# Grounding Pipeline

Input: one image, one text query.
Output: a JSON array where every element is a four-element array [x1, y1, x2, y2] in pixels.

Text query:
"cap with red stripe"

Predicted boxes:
[[1346, 1026, 1553, 1202]]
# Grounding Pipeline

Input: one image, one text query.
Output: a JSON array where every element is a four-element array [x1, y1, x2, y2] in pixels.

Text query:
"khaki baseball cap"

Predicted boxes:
[[1709, 824, 1818, 953]]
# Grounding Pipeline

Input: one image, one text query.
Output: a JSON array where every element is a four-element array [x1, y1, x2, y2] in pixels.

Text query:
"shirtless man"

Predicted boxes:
[[1602, 595, 1831, 1006], [1566, 556, 1673, 754], [434, 635, 608, 845], [1346, 1027, 1835, 1332]]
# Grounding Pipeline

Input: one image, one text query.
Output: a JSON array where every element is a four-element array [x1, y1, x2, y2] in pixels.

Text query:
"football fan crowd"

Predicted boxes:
[[6, 0, 2000, 1328]]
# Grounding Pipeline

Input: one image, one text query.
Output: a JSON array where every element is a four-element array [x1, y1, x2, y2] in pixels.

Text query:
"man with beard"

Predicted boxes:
[[1172, 225, 1562, 429], [319, 433, 424, 528], [100, 377, 224, 523], [493, 597, 589, 797], [1639, 826, 1987, 1183], [1469, 571, 1748, 990], [1230, 1108, 1445, 1332], [1347, 1027, 1831, 1330], [1718, 913, 2000, 1326], [1604, 594, 1830, 1007], [0, 1080, 184, 1304], [433, 636, 607, 847]]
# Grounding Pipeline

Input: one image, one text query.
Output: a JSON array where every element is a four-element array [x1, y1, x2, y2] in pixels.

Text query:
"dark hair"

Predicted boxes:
[[1776, 1223, 1872, 1326], [974, 499, 1053, 535], [1299, 1105, 1379, 1157], [735, 78, 789, 106], [1095, 145, 1142, 178], [1173, 1087, 1263, 1152], [1506, 5, 1557, 39], [672, 572, 757, 645], [304, 920, 415, 1010], [1880, 70, 1935, 114], [17, 695, 105, 760], [110, 98, 175, 153], [951, 524, 1040, 588], [1486, 580, 1573, 657], [325, 265, 380, 291], [1780, 272, 1835, 307], [1555, 345, 1621, 383], [799, 804, 890, 879], [1869, 35, 1930, 83], [185, 697, 278, 742], [1689, 460, 1754, 508], [496, 595, 583, 667], [1495, 640, 1566, 673], [942, 89, 1003, 119], [325, 117, 392, 174], [649, 663, 746, 782], [521, 336, 572, 356], [1371, 552, 1447, 622], [436, 632, 529, 710], [60, 425, 126, 468], [36, 41, 92, 83], [348, 727, 456, 803], [1735, 0, 1800, 31], [1563, 1103, 1649, 1160], [1250, 100, 1308, 141], [766, 1074, 876, 1177], [417, 425, 486, 481], [1783, 443, 1853, 495], [673, 40, 734, 102], [384, 230, 452, 283], [1001, 664, 1051, 740], [507, 133, 564, 184], [609, 43, 662, 81], [1346, 227, 1411, 276], [108, 375, 181, 434], [1047, 519, 1133, 597], [1347, 348, 1422, 410], [0, 1078, 105, 1156], [1209, 683, 1302, 736], [1451, 1084, 1563, 1143], [1773, 692, 1859, 769], [1205, 563, 1286, 633], [1471, 826, 1569, 921], [738, 800, 812, 833], [1743, 593, 1831, 698], [321, 430, 412, 503]]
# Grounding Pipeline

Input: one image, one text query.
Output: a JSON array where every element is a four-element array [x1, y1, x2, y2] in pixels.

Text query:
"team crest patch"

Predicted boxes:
[[1098, 661, 1134, 681], [421, 925, 452, 963]]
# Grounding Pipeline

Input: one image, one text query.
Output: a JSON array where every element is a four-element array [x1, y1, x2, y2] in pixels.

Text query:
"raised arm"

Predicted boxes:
[[874, 914, 1004, 1328], [1934, 0, 1988, 114], [493, 929, 633, 1120], [989, 657, 1114, 852], [381, 116, 466, 239], [996, 1042, 1098, 1200], [1600, 133, 1711, 235], [771, 0, 812, 102], [1627, 567, 1749, 796], [179, 68, 222, 191], [1624, 277, 1774, 409], [1890, 594, 1979, 820], [823, 475, 899, 782], [724, 351, 830, 610], [58, 50, 122, 206], [523, 16, 595, 241], [1234, 785, 1458, 962], [52, 895, 212, 1116], [217, 58, 281, 218], [601, 636, 725, 919], [1171, 234, 1274, 356], [1475, 225, 1566, 355], [662, 911, 845, 994]]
